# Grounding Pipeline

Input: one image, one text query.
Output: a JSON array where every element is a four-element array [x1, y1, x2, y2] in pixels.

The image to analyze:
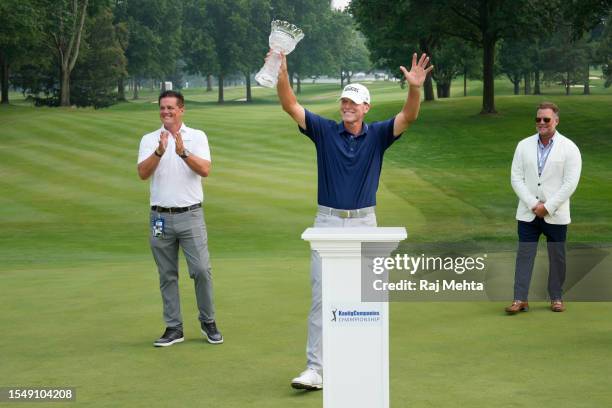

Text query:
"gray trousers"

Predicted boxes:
[[306, 210, 377, 373], [150, 208, 215, 328]]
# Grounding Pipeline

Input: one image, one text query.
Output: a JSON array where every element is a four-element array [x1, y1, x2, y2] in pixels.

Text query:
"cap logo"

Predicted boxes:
[[345, 86, 360, 93]]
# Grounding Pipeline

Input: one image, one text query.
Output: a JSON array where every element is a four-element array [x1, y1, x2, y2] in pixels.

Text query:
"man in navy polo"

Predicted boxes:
[[275, 52, 433, 390]]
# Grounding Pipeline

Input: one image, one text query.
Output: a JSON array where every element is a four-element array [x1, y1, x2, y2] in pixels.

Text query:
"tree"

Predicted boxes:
[[440, 0, 561, 113], [541, 25, 590, 95], [206, 0, 249, 103], [238, 0, 271, 102], [123, 0, 181, 100], [0, 0, 42, 104], [560, 0, 612, 94], [155, 1, 182, 87], [430, 38, 467, 98], [272, 0, 341, 94], [455, 41, 481, 96], [182, 0, 219, 95], [70, 7, 127, 108], [43, 0, 90, 106], [351, 0, 440, 101], [13, 1, 126, 107], [112, 0, 130, 101], [597, 11, 612, 87], [337, 19, 371, 88], [499, 39, 533, 95]]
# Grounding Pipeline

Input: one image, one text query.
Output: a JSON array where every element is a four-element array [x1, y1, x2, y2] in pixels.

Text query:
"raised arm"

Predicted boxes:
[[174, 131, 211, 177], [276, 52, 306, 130], [393, 53, 433, 137], [138, 131, 169, 180]]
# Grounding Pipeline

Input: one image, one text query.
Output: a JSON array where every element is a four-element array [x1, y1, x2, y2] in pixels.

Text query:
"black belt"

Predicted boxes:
[[151, 203, 201, 214]]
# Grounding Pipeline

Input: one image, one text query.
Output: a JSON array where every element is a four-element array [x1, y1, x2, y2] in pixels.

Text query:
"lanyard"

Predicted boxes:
[[537, 139, 554, 176]]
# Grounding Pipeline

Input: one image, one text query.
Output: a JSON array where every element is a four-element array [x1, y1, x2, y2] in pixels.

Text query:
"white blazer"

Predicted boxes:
[[510, 131, 582, 225]]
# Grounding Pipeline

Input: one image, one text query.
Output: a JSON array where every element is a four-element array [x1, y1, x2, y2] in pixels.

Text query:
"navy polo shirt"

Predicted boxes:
[[299, 109, 401, 210]]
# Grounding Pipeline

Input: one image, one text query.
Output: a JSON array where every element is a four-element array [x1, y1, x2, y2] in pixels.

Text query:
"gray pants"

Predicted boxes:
[[306, 209, 377, 373], [150, 208, 215, 328]]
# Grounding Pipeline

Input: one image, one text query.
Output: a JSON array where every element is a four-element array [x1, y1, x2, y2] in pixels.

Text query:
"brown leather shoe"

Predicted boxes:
[[551, 300, 566, 312], [505, 300, 529, 314]]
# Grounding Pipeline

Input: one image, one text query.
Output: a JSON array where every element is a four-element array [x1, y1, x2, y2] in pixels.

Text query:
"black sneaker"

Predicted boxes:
[[153, 327, 184, 347], [200, 321, 223, 344]]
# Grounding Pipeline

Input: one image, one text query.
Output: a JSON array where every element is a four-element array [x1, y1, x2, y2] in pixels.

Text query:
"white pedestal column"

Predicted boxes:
[[301, 227, 407, 408]]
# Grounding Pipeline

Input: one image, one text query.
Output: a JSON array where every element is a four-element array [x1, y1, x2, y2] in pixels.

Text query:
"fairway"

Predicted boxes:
[[1, 80, 612, 407]]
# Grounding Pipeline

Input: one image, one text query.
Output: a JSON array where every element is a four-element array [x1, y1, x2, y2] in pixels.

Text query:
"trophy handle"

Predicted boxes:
[[255, 51, 282, 88]]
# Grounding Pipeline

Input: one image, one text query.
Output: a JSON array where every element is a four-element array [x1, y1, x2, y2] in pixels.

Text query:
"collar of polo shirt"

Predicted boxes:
[[339, 121, 368, 137]]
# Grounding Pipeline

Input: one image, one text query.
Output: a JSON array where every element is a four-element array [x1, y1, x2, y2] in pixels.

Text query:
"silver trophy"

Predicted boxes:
[[255, 20, 305, 88]]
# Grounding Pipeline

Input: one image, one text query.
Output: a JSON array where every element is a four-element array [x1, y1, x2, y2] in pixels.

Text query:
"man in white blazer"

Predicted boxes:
[[506, 102, 582, 314]]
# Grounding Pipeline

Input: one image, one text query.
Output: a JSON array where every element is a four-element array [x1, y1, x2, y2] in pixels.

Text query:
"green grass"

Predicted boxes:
[[1, 77, 612, 407]]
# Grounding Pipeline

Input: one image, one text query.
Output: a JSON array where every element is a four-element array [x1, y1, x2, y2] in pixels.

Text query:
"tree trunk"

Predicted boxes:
[[117, 77, 125, 101], [0, 53, 8, 104], [245, 73, 252, 103], [340, 69, 345, 88], [481, 35, 497, 114], [565, 72, 570, 95], [60, 66, 71, 106], [463, 68, 467, 97], [133, 78, 139, 100], [524, 72, 531, 95], [424, 74, 434, 101], [583, 62, 590, 95], [56, 0, 89, 107], [218, 73, 224, 103], [347, 74, 351, 85], [443, 82, 451, 98], [206, 74, 213, 92], [297, 75, 302, 94], [419, 38, 435, 101], [513, 79, 519, 95], [436, 82, 451, 98], [533, 69, 541, 94]]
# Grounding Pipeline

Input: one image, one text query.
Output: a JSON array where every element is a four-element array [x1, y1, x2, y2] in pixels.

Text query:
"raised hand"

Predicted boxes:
[[400, 53, 434, 88], [157, 131, 169, 156], [173, 131, 185, 156]]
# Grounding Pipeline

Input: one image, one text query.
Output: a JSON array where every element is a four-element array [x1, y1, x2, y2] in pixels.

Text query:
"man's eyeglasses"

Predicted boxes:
[[535, 117, 552, 123]]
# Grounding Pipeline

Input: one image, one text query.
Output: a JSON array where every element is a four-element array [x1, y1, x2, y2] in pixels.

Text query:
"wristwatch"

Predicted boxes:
[[180, 149, 191, 159]]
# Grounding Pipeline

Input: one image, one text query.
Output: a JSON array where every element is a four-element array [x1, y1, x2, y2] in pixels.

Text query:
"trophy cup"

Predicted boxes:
[[255, 20, 305, 88]]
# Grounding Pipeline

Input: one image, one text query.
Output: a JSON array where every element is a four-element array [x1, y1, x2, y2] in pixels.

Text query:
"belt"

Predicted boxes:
[[151, 203, 202, 214], [318, 205, 375, 219]]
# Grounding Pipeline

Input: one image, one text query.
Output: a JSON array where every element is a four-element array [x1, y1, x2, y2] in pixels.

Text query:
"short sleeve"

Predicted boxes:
[[298, 109, 327, 144], [138, 134, 157, 164], [373, 117, 400, 150], [191, 130, 211, 161]]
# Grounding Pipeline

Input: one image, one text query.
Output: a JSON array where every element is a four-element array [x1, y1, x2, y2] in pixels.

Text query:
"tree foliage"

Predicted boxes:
[[3, 0, 611, 108], [0, 0, 43, 104], [43, 0, 90, 106], [499, 39, 534, 95], [71, 7, 127, 108]]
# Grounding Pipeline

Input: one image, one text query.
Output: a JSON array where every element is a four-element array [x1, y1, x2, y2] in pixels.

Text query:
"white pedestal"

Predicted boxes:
[[302, 227, 407, 408]]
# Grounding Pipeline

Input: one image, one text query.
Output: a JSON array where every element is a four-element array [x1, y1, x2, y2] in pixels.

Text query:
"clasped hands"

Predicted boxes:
[[532, 202, 548, 218], [156, 130, 186, 157]]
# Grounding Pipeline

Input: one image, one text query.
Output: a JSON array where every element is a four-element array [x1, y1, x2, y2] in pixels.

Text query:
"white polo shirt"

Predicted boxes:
[[138, 123, 211, 207]]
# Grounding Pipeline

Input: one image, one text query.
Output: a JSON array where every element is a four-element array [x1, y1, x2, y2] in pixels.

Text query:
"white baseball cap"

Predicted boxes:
[[339, 83, 371, 105]]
